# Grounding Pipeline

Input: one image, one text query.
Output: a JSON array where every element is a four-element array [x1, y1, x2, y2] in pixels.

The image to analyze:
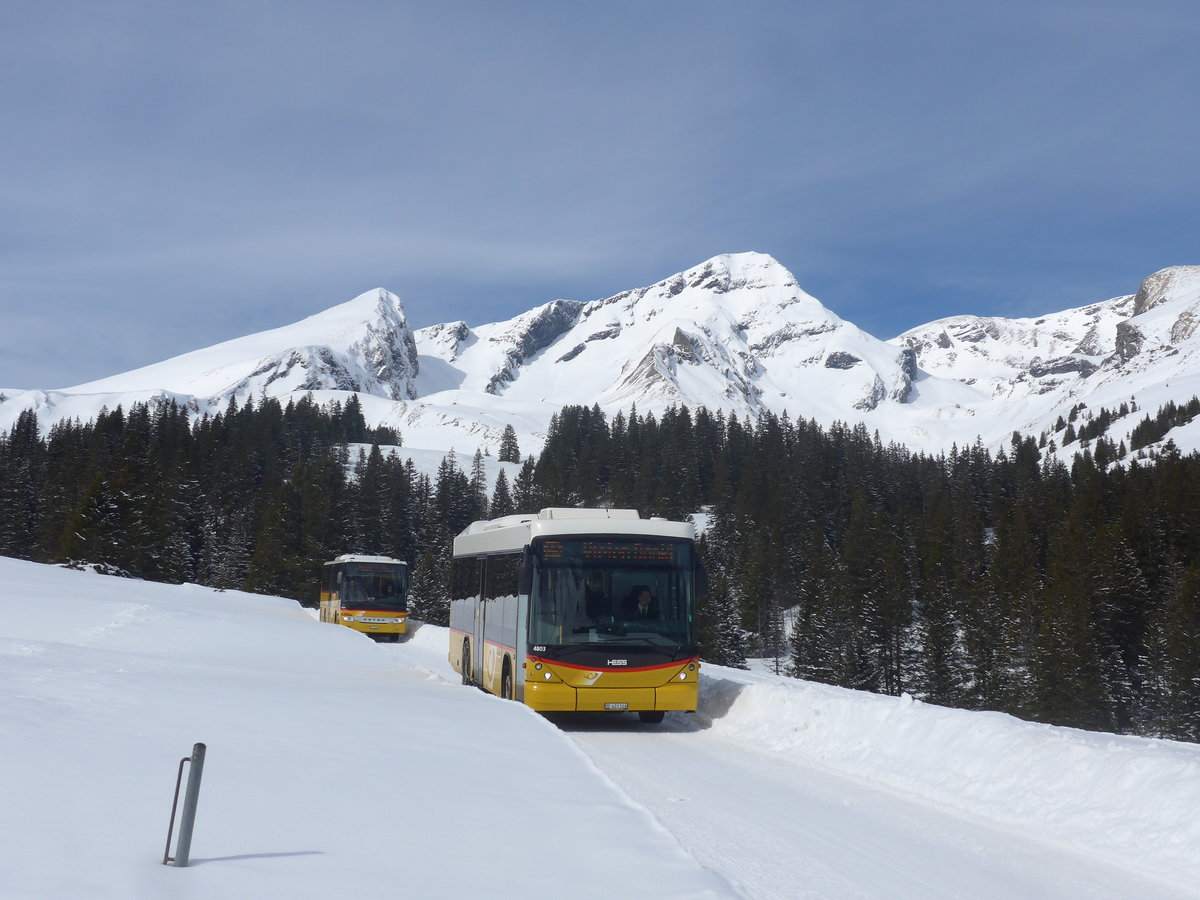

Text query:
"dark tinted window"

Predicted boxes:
[[484, 553, 520, 602], [452, 557, 482, 603]]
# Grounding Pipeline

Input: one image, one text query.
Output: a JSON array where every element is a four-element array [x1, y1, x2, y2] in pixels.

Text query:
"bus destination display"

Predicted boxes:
[[540, 540, 677, 562]]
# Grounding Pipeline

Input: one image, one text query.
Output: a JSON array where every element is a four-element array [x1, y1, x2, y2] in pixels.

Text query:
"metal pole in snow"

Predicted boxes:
[[163, 743, 206, 867]]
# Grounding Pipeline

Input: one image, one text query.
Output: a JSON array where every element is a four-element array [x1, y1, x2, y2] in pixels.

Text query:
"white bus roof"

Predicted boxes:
[[454, 508, 695, 557], [324, 554, 409, 566]]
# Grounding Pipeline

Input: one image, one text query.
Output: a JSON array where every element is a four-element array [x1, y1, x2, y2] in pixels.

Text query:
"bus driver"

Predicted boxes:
[[622, 586, 663, 622]]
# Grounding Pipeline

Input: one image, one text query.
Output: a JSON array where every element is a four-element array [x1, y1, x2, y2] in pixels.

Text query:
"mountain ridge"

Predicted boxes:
[[3, 254, 1199, 461]]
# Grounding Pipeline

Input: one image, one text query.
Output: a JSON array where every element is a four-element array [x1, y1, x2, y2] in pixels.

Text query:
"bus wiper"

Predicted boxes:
[[630, 639, 691, 657], [600, 636, 684, 652], [544, 643, 601, 656], [614, 636, 659, 647], [572, 623, 627, 637]]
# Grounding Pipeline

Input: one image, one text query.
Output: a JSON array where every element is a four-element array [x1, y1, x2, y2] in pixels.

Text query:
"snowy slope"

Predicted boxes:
[[70, 287, 420, 401], [5, 556, 1198, 899], [2, 256, 1199, 462], [0, 556, 728, 899]]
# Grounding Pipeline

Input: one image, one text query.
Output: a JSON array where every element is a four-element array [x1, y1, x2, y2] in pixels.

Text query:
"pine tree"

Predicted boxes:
[[57, 470, 133, 574], [196, 504, 253, 590], [137, 464, 198, 584], [498, 424, 521, 463], [409, 544, 451, 626], [243, 474, 311, 600], [352, 444, 387, 554], [243, 450, 348, 603], [1028, 518, 1115, 732], [0, 409, 45, 559], [513, 456, 539, 512], [490, 469, 515, 518], [908, 489, 968, 705], [380, 456, 420, 565], [1145, 562, 1200, 740], [435, 453, 479, 537], [470, 448, 489, 521], [789, 526, 843, 684], [695, 534, 747, 668], [1089, 526, 1152, 731]]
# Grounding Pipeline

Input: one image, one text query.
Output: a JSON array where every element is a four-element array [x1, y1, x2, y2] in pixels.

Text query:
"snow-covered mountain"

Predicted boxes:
[[3, 253, 1199, 460], [894, 265, 1200, 453], [414, 253, 921, 415], [84, 287, 414, 400]]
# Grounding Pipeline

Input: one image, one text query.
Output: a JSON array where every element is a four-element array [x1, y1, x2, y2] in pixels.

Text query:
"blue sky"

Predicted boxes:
[[2, 0, 1196, 389]]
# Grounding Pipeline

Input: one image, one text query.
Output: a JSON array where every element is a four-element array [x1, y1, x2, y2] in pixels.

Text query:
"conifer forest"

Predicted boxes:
[[2, 395, 1198, 743]]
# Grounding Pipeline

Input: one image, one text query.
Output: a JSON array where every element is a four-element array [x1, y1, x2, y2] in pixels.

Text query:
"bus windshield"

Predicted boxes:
[[529, 537, 694, 648], [340, 565, 408, 612]]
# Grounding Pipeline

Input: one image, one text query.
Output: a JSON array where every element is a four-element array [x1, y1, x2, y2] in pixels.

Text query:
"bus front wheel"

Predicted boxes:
[[638, 710, 665, 724]]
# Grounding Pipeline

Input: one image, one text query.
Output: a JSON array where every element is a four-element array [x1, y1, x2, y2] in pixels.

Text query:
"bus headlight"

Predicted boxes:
[[679, 672, 687, 680]]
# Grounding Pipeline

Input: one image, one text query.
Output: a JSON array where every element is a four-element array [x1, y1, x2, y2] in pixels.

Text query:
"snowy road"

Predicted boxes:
[[562, 714, 1191, 900], [395, 625, 1198, 900]]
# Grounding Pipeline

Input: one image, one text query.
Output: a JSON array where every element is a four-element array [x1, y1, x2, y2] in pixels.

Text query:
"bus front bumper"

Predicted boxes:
[[524, 680, 697, 713], [340, 614, 407, 635]]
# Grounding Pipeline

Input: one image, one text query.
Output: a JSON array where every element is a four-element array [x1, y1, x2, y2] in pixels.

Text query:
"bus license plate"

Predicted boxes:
[[604, 702, 629, 710]]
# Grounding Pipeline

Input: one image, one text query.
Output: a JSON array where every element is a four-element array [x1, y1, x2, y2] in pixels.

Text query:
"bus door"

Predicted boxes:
[[472, 558, 487, 686], [473, 592, 485, 685]]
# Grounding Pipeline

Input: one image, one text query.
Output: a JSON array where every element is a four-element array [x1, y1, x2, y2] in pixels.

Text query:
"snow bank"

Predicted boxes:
[[0, 557, 729, 899], [8, 552, 1197, 897], [699, 666, 1200, 893]]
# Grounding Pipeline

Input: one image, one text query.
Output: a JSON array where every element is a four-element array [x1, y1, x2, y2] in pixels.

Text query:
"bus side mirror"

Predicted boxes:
[[696, 562, 709, 599], [517, 547, 534, 595]]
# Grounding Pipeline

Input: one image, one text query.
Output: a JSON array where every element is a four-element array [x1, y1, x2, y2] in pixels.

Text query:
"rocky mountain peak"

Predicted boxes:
[[674, 252, 798, 295], [482, 299, 585, 394], [1132, 266, 1200, 317]]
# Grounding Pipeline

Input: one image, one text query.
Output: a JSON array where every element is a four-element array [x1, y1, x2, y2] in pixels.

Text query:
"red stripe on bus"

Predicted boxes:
[[528, 655, 698, 674]]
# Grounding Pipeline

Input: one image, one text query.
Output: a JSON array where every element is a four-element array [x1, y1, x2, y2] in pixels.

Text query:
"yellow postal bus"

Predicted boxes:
[[319, 554, 409, 641], [449, 509, 704, 723]]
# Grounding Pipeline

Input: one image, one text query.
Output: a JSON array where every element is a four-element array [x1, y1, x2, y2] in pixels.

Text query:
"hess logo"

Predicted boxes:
[[607, 658, 628, 666]]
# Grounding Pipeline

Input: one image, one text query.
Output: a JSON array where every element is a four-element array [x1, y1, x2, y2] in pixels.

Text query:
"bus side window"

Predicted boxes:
[[451, 557, 481, 603], [485, 553, 519, 603]]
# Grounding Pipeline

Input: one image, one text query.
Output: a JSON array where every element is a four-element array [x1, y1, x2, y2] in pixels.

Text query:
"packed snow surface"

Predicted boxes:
[[3, 557, 1198, 898], [0, 558, 726, 899]]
